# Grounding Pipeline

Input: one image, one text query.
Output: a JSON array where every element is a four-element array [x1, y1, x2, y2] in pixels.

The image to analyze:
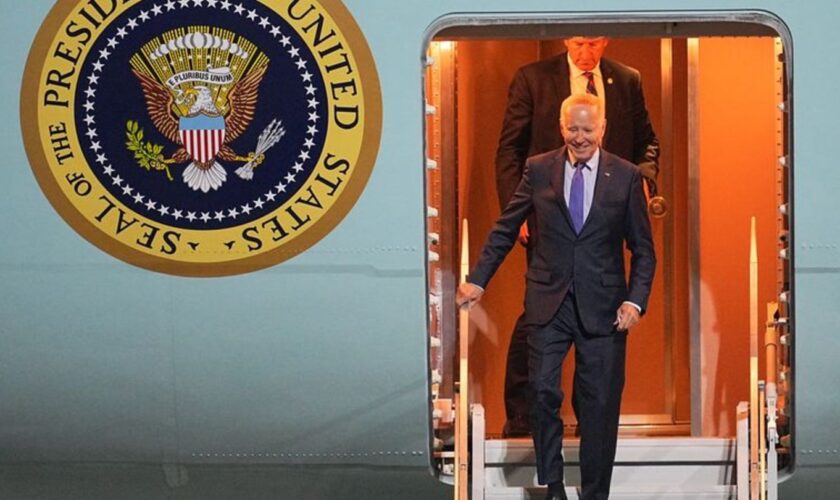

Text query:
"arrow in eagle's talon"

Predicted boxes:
[[235, 119, 285, 181]]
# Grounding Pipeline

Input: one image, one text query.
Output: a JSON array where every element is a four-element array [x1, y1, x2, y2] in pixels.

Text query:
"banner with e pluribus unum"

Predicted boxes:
[[22, 0, 382, 276]]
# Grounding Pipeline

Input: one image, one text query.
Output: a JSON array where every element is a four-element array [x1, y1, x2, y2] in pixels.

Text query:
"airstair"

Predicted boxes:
[[453, 394, 780, 500], [431, 219, 788, 500], [470, 405, 737, 500]]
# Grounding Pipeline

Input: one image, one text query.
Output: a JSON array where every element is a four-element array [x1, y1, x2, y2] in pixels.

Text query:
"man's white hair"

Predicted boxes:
[[559, 93, 605, 127]]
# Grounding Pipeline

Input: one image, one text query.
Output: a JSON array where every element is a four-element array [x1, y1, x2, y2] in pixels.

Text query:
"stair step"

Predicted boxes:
[[483, 437, 735, 489], [485, 485, 736, 499], [485, 463, 734, 488], [486, 437, 735, 464]]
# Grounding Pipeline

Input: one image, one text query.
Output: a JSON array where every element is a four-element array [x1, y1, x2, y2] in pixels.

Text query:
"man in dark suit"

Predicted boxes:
[[458, 94, 656, 500], [496, 37, 659, 436]]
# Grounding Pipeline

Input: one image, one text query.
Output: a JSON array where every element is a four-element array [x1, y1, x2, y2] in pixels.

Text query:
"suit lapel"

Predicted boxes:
[[550, 56, 573, 234], [601, 59, 617, 148], [549, 147, 574, 232], [551, 55, 571, 112], [578, 149, 612, 238]]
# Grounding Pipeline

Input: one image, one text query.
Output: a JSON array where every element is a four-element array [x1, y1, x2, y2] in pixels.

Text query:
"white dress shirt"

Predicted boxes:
[[568, 54, 606, 110]]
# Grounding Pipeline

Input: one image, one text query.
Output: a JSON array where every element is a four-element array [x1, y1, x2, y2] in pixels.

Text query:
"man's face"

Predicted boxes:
[[564, 37, 609, 71], [561, 103, 605, 163]]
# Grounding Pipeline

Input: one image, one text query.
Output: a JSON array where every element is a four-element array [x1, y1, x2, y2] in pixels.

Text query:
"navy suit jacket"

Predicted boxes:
[[468, 147, 656, 335], [495, 54, 659, 210]]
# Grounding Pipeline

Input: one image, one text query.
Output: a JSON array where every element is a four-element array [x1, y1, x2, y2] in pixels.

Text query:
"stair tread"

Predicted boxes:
[[488, 485, 736, 491], [485, 437, 735, 464], [484, 485, 736, 499], [483, 464, 733, 488]]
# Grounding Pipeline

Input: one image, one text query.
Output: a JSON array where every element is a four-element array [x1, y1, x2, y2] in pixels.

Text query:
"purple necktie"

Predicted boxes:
[[584, 71, 598, 96], [570, 162, 585, 234]]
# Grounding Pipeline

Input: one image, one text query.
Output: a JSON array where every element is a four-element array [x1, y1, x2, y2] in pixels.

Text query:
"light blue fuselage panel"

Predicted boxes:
[[1, 1, 839, 498]]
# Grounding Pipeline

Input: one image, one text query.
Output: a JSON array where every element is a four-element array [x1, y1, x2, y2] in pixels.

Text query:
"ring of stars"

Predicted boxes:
[[81, 1, 326, 226]]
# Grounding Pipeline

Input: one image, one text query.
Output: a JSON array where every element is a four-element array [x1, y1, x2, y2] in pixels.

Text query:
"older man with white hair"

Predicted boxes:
[[495, 36, 660, 442], [459, 93, 656, 500]]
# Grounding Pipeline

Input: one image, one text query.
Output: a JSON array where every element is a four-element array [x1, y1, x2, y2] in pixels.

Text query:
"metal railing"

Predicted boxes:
[[738, 217, 782, 500]]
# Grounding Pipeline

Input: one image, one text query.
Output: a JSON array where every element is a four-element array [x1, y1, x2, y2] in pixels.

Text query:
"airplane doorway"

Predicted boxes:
[[425, 18, 791, 444]]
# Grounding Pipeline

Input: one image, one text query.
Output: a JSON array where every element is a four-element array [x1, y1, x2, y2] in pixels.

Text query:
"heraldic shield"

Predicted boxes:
[[180, 115, 226, 164], [179, 113, 227, 192]]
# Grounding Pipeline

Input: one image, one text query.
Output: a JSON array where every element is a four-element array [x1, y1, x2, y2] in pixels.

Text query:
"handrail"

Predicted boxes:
[[454, 219, 470, 500], [749, 216, 760, 499], [742, 218, 779, 500]]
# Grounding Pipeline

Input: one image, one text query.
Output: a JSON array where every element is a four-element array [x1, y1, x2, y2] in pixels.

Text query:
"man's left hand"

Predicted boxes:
[[614, 303, 641, 331], [638, 161, 658, 182]]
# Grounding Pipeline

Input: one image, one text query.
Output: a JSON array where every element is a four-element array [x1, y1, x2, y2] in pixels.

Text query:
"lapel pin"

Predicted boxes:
[[607, 77, 614, 85], [604, 172, 611, 177]]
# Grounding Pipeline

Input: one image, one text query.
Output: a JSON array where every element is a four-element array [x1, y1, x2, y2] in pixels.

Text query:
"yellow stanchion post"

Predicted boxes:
[[455, 219, 470, 500], [750, 217, 759, 499]]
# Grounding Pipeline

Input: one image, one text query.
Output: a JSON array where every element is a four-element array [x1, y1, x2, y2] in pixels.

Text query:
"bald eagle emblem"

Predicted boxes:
[[126, 29, 285, 193]]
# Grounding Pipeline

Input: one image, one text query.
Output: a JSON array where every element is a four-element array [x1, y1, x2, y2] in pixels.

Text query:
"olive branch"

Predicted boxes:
[[125, 120, 173, 181]]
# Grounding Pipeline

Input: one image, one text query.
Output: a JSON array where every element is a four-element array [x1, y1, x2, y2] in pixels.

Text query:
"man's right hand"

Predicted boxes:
[[456, 283, 484, 309], [518, 222, 529, 246]]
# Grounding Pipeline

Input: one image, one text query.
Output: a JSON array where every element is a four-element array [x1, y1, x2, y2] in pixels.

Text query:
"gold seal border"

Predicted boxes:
[[21, 0, 382, 277]]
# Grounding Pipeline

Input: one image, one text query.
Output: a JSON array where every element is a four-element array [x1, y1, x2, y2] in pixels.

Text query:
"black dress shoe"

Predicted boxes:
[[545, 481, 567, 500], [502, 417, 531, 437]]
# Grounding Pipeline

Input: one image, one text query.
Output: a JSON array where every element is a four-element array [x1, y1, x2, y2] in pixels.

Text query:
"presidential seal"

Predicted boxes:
[[22, 0, 381, 276]]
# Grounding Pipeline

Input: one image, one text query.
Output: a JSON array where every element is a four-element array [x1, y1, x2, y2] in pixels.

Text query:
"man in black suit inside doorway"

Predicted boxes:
[[496, 37, 660, 437], [458, 94, 656, 500]]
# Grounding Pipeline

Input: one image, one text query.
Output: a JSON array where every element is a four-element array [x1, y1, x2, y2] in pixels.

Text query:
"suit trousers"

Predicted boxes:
[[504, 311, 532, 425], [529, 294, 627, 500]]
